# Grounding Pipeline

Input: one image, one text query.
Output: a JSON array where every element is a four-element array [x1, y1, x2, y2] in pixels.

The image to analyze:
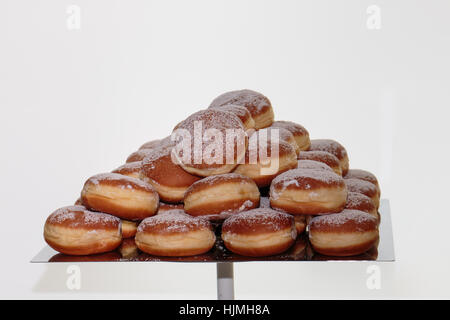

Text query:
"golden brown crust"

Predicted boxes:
[[135, 210, 216, 256], [209, 104, 255, 130], [112, 161, 142, 179], [345, 169, 380, 192], [172, 109, 247, 175], [297, 159, 334, 172], [44, 206, 122, 255], [298, 150, 342, 175], [81, 173, 159, 220], [209, 89, 274, 129], [345, 192, 377, 218], [184, 173, 260, 216], [294, 215, 307, 234], [233, 138, 298, 187], [221, 208, 296, 257], [308, 209, 379, 256], [269, 169, 348, 214], [126, 149, 153, 163], [344, 178, 379, 207], [309, 139, 349, 175], [271, 121, 310, 151], [222, 208, 294, 235]]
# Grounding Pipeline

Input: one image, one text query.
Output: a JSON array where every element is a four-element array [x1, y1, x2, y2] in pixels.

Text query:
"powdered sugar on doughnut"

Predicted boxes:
[[138, 210, 211, 234], [47, 206, 120, 228], [309, 139, 348, 159], [310, 209, 377, 231], [222, 208, 293, 233]]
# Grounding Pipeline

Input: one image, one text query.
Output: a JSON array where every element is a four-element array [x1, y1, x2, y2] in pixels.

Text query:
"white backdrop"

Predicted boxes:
[[1, 0, 449, 299]]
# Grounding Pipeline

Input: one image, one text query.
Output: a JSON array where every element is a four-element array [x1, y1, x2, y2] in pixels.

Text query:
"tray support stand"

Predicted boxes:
[[216, 262, 234, 300]]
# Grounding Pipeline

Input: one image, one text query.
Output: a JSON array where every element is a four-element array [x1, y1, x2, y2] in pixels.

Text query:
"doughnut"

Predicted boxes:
[[271, 121, 310, 151], [345, 192, 378, 221], [139, 139, 161, 150], [309, 139, 349, 175], [121, 219, 138, 238], [259, 127, 300, 156], [74, 197, 82, 205], [209, 89, 274, 129], [140, 146, 201, 203], [345, 169, 380, 194], [209, 104, 255, 130], [135, 210, 216, 256], [233, 132, 298, 187], [80, 173, 159, 220], [297, 159, 334, 172], [172, 109, 247, 176], [184, 173, 260, 219], [298, 150, 342, 175], [126, 149, 153, 163], [309, 209, 379, 256], [269, 168, 347, 214], [112, 161, 142, 179], [118, 238, 139, 258], [44, 205, 122, 255], [344, 178, 379, 209], [294, 215, 307, 234], [158, 202, 184, 214], [221, 208, 297, 257]]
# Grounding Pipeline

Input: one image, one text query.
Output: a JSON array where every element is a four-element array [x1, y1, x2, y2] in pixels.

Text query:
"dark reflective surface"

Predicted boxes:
[[32, 199, 394, 263]]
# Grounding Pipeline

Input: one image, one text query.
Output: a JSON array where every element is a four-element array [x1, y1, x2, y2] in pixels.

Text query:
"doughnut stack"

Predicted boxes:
[[43, 89, 381, 259]]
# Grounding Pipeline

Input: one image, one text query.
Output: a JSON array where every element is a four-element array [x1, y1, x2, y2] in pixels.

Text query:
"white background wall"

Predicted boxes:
[[1, 0, 449, 299]]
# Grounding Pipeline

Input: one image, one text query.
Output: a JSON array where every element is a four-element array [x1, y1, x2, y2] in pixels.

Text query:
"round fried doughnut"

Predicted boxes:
[[259, 127, 300, 156], [210, 104, 255, 130], [309, 209, 379, 256], [209, 89, 274, 129], [345, 192, 378, 221], [44, 205, 122, 255], [184, 173, 260, 218], [269, 168, 347, 215], [345, 169, 380, 194], [271, 121, 310, 151], [297, 159, 334, 172], [140, 146, 201, 203], [135, 210, 216, 256], [294, 215, 307, 234], [121, 220, 138, 238], [309, 139, 349, 175], [112, 161, 142, 179], [298, 150, 342, 175], [158, 202, 184, 214], [221, 208, 297, 257], [233, 133, 298, 187], [344, 178, 379, 209], [172, 109, 247, 176], [81, 173, 159, 220]]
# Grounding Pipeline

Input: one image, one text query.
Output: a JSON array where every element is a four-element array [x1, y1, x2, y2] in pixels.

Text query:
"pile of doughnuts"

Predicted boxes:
[[43, 89, 381, 259]]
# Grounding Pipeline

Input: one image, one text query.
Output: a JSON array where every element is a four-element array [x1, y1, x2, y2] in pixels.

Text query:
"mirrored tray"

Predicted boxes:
[[31, 199, 395, 263]]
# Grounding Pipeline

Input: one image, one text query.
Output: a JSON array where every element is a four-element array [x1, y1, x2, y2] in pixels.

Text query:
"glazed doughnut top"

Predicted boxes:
[[137, 210, 211, 235], [46, 205, 120, 230], [209, 89, 271, 117], [222, 208, 293, 235], [310, 209, 377, 232]]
